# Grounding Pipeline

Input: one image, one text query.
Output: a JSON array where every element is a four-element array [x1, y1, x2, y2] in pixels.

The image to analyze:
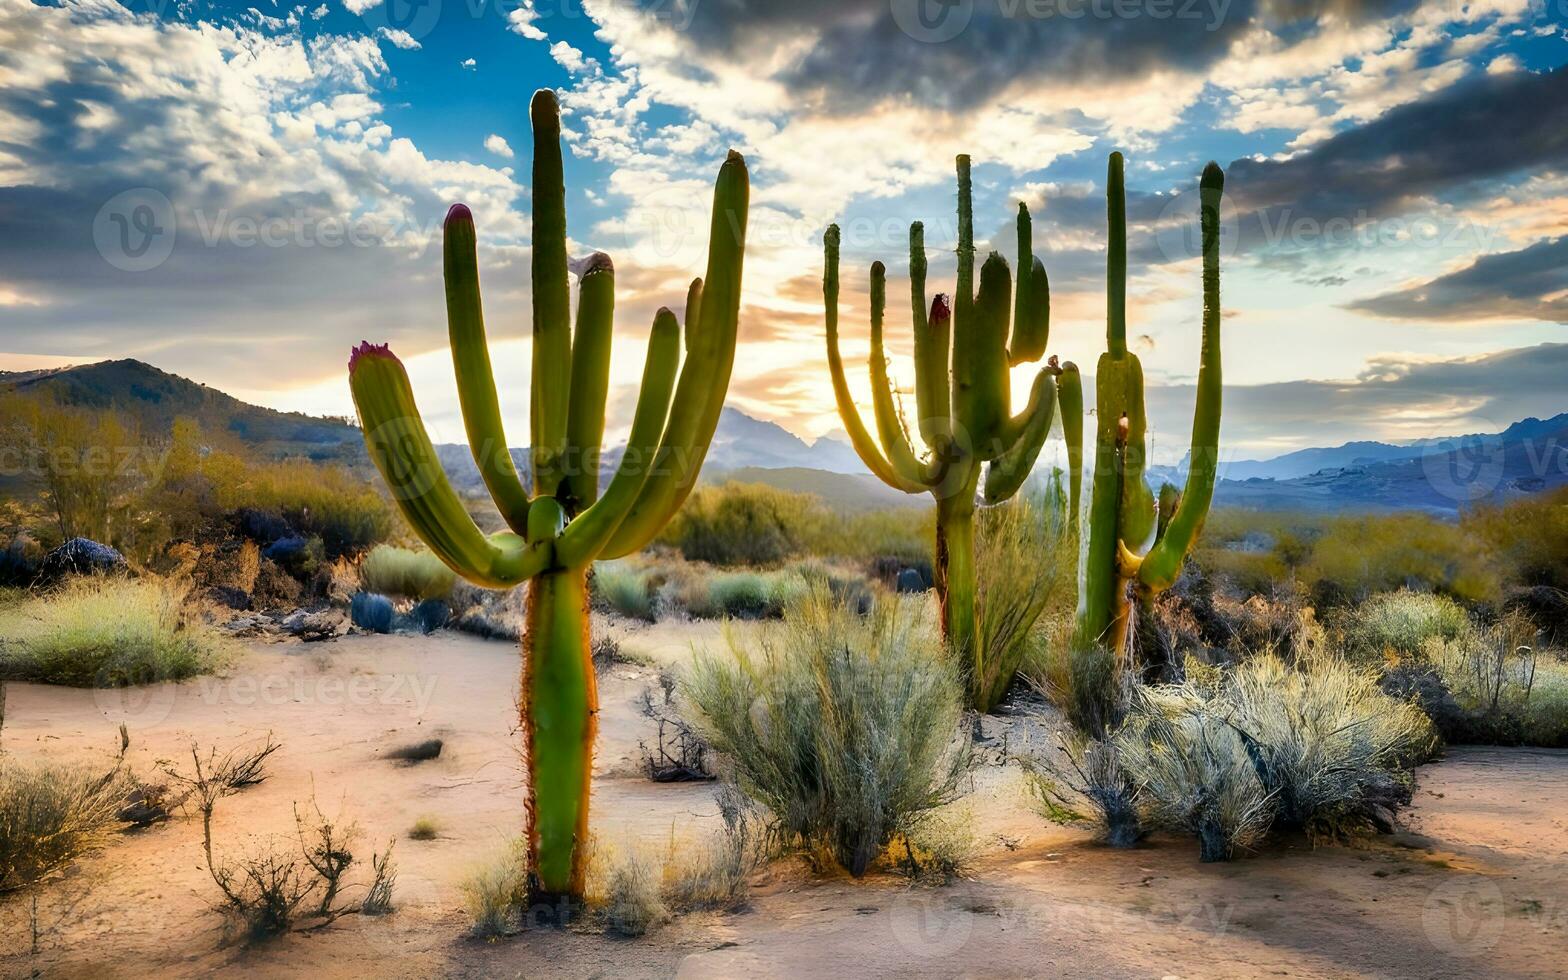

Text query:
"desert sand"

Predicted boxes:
[[2, 623, 1564, 979]]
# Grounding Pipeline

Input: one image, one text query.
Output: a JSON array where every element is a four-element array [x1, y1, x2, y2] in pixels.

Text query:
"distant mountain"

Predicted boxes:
[[0, 358, 365, 463], [707, 407, 869, 474], [8, 358, 1564, 516], [1203, 413, 1568, 514], [701, 466, 923, 513]]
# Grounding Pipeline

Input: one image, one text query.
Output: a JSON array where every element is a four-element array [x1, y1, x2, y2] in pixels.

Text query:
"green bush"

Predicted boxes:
[[1464, 485, 1568, 593], [660, 482, 830, 566], [591, 561, 658, 621], [687, 570, 806, 620], [359, 545, 455, 601], [973, 494, 1074, 709], [1298, 513, 1499, 605], [683, 585, 970, 876], [0, 577, 227, 686], [1340, 589, 1472, 660]]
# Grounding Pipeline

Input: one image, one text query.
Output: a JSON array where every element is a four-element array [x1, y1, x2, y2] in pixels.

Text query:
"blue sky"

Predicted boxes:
[[0, 0, 1565, 461]]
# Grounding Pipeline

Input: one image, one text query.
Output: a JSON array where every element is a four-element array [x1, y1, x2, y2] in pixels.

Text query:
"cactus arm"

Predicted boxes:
[[1117, 352, 1155, 548], [950, 154, 976, 430], [442, 203, 533, 534], [1008, 206, 1050, 365], [682, 276, 703, 350], [982, 367, 1057, 504], [815, 225, 930, 495], [956, 253, 1012, 456], [556, 308, 680, 568], [561, 254, 616, 517], [1057, 361, 1084, 531], [909, 225, 951, 450], [599, 150, 750, 557], [867, 261, 941, 486], [1139, 162, 1225, 593], [1107, 151, 1128, 359], [530, 89, 573, 497], [349, 343, 551, 587]]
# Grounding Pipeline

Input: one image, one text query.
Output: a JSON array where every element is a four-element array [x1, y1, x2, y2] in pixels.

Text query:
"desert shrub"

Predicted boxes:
[[1022, 736, 1144, 848], [1218, 652, 1436, 836], [660, 482, 831, 566], [898, 804, 978, 884], [1464, 485, 1568, 593], [683, 585, 970, 876], [213, 456, 393, 556], [0, 728, 129, 892], [592, 561, 657, 621], [1428, 613, 1568, 747], [408, 816, 440, 841], [0, 576, 226, 685], [1298, 513, 1499, 605], [1117, 689, 1274, 862], [461, 840, 528, 938], [973, 494, 1075, 708], [691, 570, 807, 619], [1340, 590, 1472, 660], [359, 545, 455, 601]]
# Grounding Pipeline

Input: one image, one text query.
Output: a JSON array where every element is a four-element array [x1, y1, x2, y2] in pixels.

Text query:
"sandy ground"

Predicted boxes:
[[1, 620, 1565, 979]]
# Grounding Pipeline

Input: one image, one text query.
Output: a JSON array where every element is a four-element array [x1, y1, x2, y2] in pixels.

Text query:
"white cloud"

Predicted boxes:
[[310, 4, 329, 19], [377, 27, 420, 50], [341, 0, 381, 14], [549, 41, 588, 73], [460, 57, 476, 70], [484, 134, 513, 158], [506, 3, 545, 41]]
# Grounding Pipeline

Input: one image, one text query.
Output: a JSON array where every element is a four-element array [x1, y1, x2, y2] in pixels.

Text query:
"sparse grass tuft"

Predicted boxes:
[[592, 561, 658, 621], [408, 816, 440, 840], [683, 584, 970, 877], [0, 727, 129, 892], [595, 847, 669, 938], [0, 576, 227, 686], [461, 841, 528, 938]]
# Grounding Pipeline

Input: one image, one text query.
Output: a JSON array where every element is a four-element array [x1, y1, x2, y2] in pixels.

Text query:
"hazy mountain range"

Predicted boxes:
[[4, 359, 1564, 515]]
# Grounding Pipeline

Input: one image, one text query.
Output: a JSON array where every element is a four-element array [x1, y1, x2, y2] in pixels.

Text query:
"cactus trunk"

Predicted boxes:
[[521, 566, 596, 902], [935, 485, 978, 680]]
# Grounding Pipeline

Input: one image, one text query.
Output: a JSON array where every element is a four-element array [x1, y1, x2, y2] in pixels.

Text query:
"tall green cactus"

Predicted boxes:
[[825, 155, 1083, 712], [1073, 153, 1225, 679], [349, 89, 748, 906]]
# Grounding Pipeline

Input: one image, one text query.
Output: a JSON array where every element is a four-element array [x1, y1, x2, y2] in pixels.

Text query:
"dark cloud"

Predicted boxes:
[[1226, 66, 1568, 222], [1346, 236, 1568, 324], [666, 0, 1420, 112]]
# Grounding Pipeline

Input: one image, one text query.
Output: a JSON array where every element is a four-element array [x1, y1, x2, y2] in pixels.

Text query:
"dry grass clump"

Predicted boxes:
[[683, 584, 971, 876], [358, 545, 455, 601], [595, 847, 669, 938], [0, 576, 227, 686], [0, 726, 130, 893], [1340, 589, 1472, 660], [972, 492, 1075, 709], [460, 841, 529, 938], [407, 816, 440, 840], [1023, 735, 1145, 848]]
